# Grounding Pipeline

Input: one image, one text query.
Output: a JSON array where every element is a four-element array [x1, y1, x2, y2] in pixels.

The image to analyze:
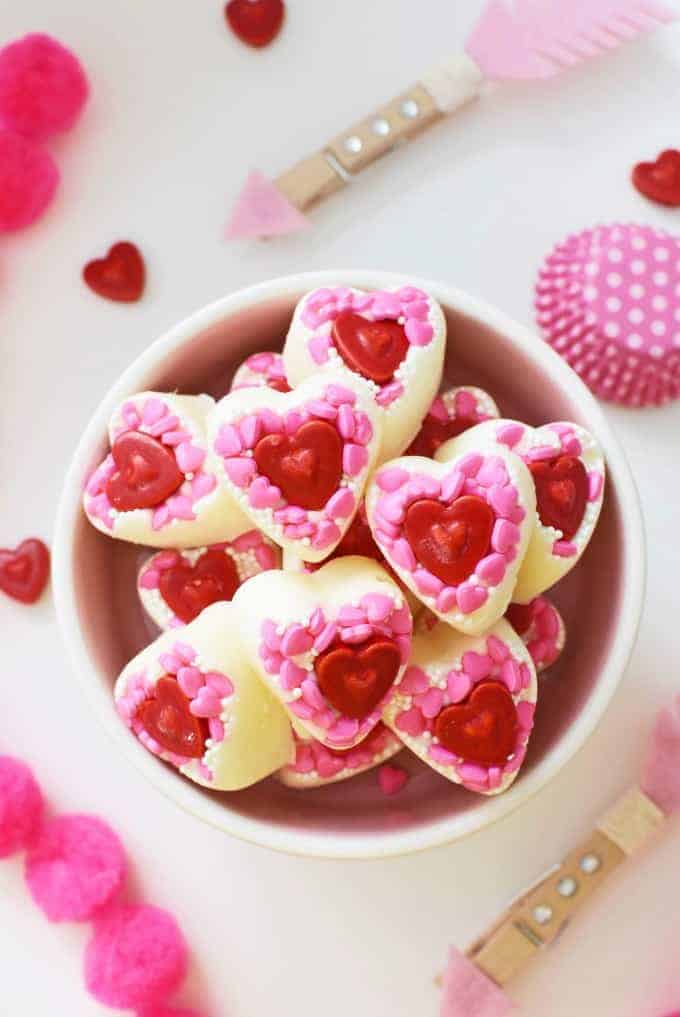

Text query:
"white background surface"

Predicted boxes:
[[1, 3, 680, 1015]]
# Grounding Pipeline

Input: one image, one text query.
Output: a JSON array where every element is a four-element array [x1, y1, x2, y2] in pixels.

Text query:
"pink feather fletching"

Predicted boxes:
[[465, 0, 677, 80], [641, 693, 680, 815]]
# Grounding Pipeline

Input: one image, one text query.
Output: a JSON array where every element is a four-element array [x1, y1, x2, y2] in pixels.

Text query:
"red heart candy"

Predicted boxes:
[[159, 548, 240, 623], [83, 241, 145, 302], [225, 0, 285, 48], [105, 431, 184, 512], [403, 495, 494, 586], [253, 419, 342, 511], [632, 149, 680, 207], [0, 538, 50, 604], [332, 311, 409, 384], [529, 455, 587, 541], [407, 412, 478, 458], [136, 676, 207, 758], [505, 600, 536, 637], [434, 680, 518, 767], [316, 638, 401, 719]]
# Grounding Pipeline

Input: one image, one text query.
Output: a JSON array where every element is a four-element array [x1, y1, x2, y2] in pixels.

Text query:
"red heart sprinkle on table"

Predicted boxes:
[[136, 676, 207, 758], [332, 311, 409, 384], [225, 0, 285, 48], [632, 149, 680, 207], [434, 680, 518, 767], [316, 638, 401, 719], [505, 600, 536, 636], [0, 538, 50, 604], [83, 241, 145, 303], [159, 549, 240, 623], [529, 455, 587, 541], [253, 419, 342, 510], [407, 412, 478, 457], [403, 495, 494, 586], [105, 431, 184, 512]]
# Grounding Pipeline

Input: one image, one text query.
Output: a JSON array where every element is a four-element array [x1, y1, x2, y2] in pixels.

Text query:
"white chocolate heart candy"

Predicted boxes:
[[277, 724, 402, 789], [137, 531, 280, 631], [233, 556, 412, 750], [230, 351, 289, 393], [84, 392, 251, 548], [405, 385, 500, 457], [283, 285, 446, 462], [383, 618, 537, 795], [208, 373, 382, 563], [365, 448, 535, 636], [505, 596, 566, 673], [439, 419, 605, 603], [114, 602, 293, 791]]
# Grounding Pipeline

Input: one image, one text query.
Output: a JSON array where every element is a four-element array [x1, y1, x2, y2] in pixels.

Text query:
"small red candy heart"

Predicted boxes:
[[225, 0, 285, 48], [505, 600, 536, 637], [0, 538, 50, 604], [407, 412, 477, 458], [159, 549, 240, 623], [529, 455, 587, 540], [136, 676, 207, 758], [632, 149, 680, 207], [332, 311, 409, 384], [403, 495, 494, 586], [253, 419, 342, 511], [105, 431, 184, 512], [83, 241, 145, 302], [434, 680, 518, 767], [316, 638, 401, 719]]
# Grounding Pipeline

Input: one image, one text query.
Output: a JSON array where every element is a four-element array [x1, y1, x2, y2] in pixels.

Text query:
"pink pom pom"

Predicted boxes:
[[25, 814, 126, 922], [84, 904, 188, 1009], [0, 130, 59, 232], [0, 755, 43, 858], [0, 33, 88, 140]]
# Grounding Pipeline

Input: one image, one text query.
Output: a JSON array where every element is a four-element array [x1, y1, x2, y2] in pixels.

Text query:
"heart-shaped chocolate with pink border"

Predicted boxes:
[[505, 595, 566, 673], [406, 385, 499, 457], [383, 618, 537, 795], [233, 557, 412, 749], [365, 446, 535, 635], [284, 285, 446, 462], [84, 391, 250, 549], [441, 419, 605, 603], [115, 603, 293, 790], [209, 372, 382, 563], [230, 350, 290, 393], [277, 723, 402, 788], [138, 530, 280, 631]]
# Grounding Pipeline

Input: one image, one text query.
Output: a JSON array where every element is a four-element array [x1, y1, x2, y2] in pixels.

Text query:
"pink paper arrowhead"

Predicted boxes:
[[226, 170, 310, 239]]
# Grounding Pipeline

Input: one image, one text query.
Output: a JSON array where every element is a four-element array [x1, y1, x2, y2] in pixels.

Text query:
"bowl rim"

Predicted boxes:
[[52, 270, 646, 859]]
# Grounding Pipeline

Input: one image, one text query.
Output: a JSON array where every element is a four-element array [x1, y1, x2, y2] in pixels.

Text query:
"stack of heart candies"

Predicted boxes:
[[83, 285, 606, 798]]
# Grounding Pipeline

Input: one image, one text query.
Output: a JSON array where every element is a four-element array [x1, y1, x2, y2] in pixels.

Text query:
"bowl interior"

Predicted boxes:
[[67, 282, 628, 853]]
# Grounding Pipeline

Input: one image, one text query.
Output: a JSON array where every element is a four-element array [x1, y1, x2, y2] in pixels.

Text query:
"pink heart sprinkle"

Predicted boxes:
[[378, 764, 409, 796], [492, 519, 520, 555], [326, 487, 355, 519], [223, 457, 256, 488], [462, 651, 493, 681], [309, 335, 331, 364], [376, 467, 409, 492], [190, 687, 222, 718], [395, 706, 425, 737], [343, 443, 369, 477], [476, 553, 506, 586], [175, 442, 205, 473], [447, 671, 472, 702], [496, 423, 525, 447], [281, 624, 315, 657], [416, 687, 444, 719], [361, 593, 394, 623], [399, 666, 429, 695], [457, 584, 488, 614], [404, 319, 433, 346], [391, 538, 416, 572], [177, 666, 203, 698], [317, 753, 346, 779]]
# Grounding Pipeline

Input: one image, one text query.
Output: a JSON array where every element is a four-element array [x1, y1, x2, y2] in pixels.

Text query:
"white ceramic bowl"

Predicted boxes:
[[53, 271, 645, 859]]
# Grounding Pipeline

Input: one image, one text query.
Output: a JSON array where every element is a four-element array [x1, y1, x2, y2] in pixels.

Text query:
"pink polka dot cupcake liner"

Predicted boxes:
[[535, 223, 680, 407]]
